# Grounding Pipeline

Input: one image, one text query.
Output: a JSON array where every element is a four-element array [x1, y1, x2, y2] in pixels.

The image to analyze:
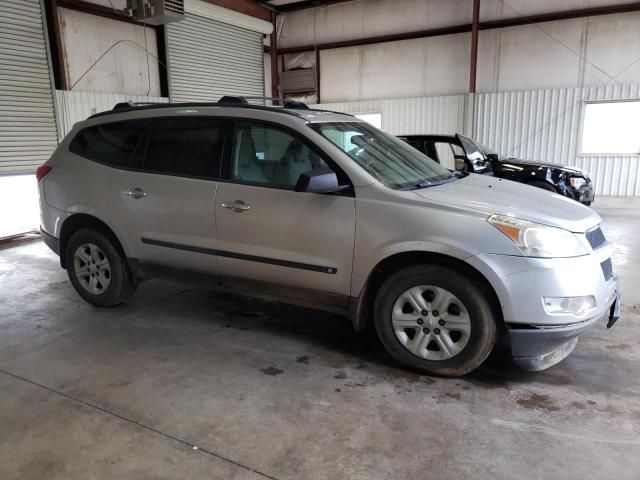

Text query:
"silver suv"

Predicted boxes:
[[37, 98, 620, 377]]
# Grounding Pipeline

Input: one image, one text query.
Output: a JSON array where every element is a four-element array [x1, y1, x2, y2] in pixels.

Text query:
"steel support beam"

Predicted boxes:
[[56, 0, 140, 25], [270, 11, 279, 99], [204, 0, 271, 21], [315, 47, 321, 103], [480, 2, 640, 29], [469, 0, 480, 94], [276, 0, 357, 13], [277, 2, 640, 54], [279, 24, 470, 54], [44, 0, 68, 90]]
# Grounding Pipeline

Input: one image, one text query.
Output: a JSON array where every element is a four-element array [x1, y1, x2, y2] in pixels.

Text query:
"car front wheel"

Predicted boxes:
[[374, 265, 497, 377], [65, 228, 136, 307]]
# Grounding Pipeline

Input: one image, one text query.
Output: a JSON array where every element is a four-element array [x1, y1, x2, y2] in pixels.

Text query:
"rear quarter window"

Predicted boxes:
[[69, 121, 147, 168]]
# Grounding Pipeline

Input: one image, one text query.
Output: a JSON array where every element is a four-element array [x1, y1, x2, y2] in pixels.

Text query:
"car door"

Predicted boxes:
[[118, 117, 229, 274], [456, 134, 493, 175], [215, 119, 356, 307]]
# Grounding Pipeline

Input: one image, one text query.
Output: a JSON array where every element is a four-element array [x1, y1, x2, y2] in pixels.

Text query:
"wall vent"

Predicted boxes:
[[281, 68, 316, 95], [128, 0, 185, 25]]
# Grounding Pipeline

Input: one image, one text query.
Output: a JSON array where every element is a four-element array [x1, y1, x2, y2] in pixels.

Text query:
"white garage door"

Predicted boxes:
[[0, 0, 58, 174], [166, 3, 265, 103]]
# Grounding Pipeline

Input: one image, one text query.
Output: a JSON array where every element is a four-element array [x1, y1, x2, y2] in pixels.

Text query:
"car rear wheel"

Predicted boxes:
[[374, 265, 497, 377], [65, 228, 136, 307]]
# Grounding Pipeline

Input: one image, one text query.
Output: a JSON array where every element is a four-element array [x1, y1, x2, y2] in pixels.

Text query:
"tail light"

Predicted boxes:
[[36, 165, 52, 182]]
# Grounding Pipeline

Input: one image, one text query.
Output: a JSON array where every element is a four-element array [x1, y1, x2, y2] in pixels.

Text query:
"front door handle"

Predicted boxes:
[[221, 200, 251, 213], [125, 187, 147, 199]]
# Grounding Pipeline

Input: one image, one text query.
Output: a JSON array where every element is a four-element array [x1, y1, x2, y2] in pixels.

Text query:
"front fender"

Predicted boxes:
[[350, 238, 475, 298]]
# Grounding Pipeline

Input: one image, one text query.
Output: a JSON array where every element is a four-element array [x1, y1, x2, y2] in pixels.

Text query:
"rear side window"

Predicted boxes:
[[69, 121, 146, 168], [132, 118, 227, 179]]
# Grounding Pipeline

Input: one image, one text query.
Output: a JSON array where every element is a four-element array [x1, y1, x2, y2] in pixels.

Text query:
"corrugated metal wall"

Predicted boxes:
[[314, 95, 467, 137], [166, 13, 264, 102], [316, 86, 640, 196], [0, 0, 58, 174], [474, 84, 640, 196], [54, 90, 169, 140]]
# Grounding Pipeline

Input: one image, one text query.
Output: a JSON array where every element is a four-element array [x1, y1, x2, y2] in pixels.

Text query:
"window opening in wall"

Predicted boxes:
[[581, 100, 640, 154]]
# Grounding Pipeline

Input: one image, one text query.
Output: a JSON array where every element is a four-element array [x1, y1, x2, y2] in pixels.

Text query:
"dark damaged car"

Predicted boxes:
[[402, 134, 595, 205]]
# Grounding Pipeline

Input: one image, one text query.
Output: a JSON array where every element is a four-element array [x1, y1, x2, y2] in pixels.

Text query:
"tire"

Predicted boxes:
[[65, 228, 136, 307], [583, 201, 592, 206], [527, 180, 557, 193], [373, 265, 497, 377]]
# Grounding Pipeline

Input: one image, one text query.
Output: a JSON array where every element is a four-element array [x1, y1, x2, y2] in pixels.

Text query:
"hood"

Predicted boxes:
[[501, 158, 589, 177], [413, 174, 600, 232]]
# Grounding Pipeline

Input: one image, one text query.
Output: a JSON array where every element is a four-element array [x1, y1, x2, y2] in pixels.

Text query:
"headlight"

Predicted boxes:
[[487, 214, 588, 258], [569, 177, 587, 189]]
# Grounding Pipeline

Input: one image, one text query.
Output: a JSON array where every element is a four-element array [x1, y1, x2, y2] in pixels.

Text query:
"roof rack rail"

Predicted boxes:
[[218, 96, 309, 110], [217, 96, 249, 104], [112, 101, 169, 112], [89, 96, 352, 120]]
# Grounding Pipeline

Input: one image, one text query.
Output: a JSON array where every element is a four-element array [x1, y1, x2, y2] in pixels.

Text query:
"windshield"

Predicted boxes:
[[311, 122, 453, 189]]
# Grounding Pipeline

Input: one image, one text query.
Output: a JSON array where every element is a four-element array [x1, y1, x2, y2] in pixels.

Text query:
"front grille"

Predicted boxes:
[[601, 258, 613, 281], [586, 226, 607, 250]]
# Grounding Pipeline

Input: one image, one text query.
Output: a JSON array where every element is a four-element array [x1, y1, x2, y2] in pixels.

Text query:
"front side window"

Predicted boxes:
[[232, 121, 328, 188], [312, 122, 452, 189], [69, 120, 146, 168], [134, 118, 226, 179]]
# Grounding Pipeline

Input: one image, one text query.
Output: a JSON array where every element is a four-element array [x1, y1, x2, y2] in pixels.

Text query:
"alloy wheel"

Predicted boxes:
[[391, 285, 471, 361], [73, 243, 111, 295]]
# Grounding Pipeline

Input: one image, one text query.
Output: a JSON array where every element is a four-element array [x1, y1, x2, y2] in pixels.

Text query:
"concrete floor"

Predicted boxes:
[[1, 197, 639, 480]]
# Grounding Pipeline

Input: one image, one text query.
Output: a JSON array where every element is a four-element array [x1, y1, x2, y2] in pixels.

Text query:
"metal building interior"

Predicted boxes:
[[0, 0, 639, 478]]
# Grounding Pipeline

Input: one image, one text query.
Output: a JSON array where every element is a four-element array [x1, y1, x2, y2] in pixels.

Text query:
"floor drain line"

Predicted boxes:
[[0, 368, 281, 480]]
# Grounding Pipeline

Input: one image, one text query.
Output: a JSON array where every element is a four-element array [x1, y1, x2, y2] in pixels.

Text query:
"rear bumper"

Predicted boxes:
[[509, 287, 621, 371], [41, 228, 59, 256]]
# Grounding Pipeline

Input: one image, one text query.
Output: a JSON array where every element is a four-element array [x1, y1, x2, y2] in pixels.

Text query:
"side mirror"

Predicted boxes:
[[295, 167, 349, 194], [486, 153, 499, 161]]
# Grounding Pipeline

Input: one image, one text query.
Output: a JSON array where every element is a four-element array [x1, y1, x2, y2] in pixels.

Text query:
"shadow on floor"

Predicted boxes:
[[199, 288, 635, 395]]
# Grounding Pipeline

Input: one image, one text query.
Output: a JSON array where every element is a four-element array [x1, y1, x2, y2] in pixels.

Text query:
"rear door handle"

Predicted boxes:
[[221, 200, 251, 213], [125, 187, 147, 199]]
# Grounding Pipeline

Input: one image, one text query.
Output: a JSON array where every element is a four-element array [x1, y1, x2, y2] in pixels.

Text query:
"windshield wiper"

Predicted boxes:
[[414, 171, 461, 189]]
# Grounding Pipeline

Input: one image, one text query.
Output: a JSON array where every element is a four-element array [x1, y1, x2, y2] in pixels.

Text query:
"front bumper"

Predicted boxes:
[[508, 288, 620, 370], [467, 245, 619, 370], [468, 244, 617, 327]]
